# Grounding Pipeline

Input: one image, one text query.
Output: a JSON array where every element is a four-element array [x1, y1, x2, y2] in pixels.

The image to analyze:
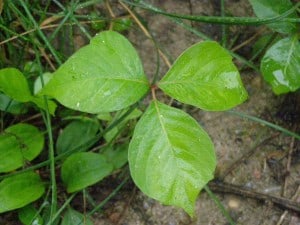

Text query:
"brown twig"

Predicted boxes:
[[276, 185, 300, 225], [209, 180, 300, 214]]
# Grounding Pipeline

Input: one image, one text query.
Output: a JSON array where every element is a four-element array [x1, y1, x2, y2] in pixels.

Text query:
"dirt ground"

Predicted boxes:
[[89, 1, 300, 225]]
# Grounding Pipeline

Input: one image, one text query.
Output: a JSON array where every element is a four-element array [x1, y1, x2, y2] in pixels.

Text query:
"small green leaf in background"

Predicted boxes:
[[158, 41, 247, 111], [102, 144, 128, 170], [56, 119, 100, 156], [0, 68, 57, 115], [41, 31, 150, 113], [18, 204, 43, 225], [0, 123, 44, 173], [61, 208, 93, 225], [112, 18, 132, 32], [261, 36, 300, 94], [252, 34, 281, 56], [61, 152, 113, 192], [0, 94, 28, 114], [248, 0, 298, 34], [0, 68, 32, 102], [34, 72, 53, 94], [128, 100, 216, 216], [104, 108, 142, 142], [0, 172, 45, 213]]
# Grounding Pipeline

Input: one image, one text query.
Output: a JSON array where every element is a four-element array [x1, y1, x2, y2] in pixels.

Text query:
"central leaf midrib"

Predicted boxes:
[[153, 101, 179, 173]]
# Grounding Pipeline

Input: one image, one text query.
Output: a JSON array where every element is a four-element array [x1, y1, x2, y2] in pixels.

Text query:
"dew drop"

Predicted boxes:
[[76, 102, 80, 108]]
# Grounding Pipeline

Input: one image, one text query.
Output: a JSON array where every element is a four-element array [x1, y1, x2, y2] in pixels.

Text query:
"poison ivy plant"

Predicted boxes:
[[248, 0, 298, 34], [39, 30, 247, 216], [129, 101, 216, 216], [40, 31, 150, 113], [158, 41, 247, 111], [249, 0, 300, 94], [261, 36, 300, 94]]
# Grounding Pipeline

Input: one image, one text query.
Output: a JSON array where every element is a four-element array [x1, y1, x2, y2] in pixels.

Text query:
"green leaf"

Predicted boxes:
[[61, 152, 113, 192], [0, 94, 28, 115], [56, 119, 100, 156], [34, 72, 53, 94], [112, 18, 132, 32], [0, 68, 57, 115], [128, 101, 216, 216], [0, 123, 44, 173], [41, 31, 150, 113], [261, 36, 300, 94], [104, 108, 142, 142], [0, 172, 45, 213], [0, 68, 32, 102], [102, 144, 128, 170], [249, 0, 298, 34], [158, 41, 247, 111], [18, 204, 43, 225], [61, 208, 93, 225], [30, 96, 57, 115]]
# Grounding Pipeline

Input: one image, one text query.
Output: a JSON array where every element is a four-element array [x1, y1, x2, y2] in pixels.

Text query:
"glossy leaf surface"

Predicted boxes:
[[158, 41, 247, 111], [61, 208, 93, 225], [56, 119, 99, 155], [128, 101, 216, 216], [0, 123, 44, 173], [249, 0, 298, 34], [61, 152, 113, 192], [0, 172, 45, 213], [261, 37, 300, 94], [41, 31, 149, 113]]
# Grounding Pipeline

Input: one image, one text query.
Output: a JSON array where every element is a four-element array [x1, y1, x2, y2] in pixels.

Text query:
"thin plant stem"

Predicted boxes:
[[228, 110, 300, 140], [204, 186, 236, 225], [18, 0, 62, 65], [45, 193, 77, 225], [88, 176, 129, 215], [125, 0, 300, 25], [221, 0, 226, 47], [33, 48, 58, 223]]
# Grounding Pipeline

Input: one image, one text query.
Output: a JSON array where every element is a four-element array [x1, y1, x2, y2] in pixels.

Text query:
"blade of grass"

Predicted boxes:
[[88, 176, 129, 215], [52, 0, 92, 40], [19, 0, 62, 65], [34, 46, 57, 224], [204, 186, 236, 225], [220, 0, 226, 47], [228, 110, 300, 140]]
